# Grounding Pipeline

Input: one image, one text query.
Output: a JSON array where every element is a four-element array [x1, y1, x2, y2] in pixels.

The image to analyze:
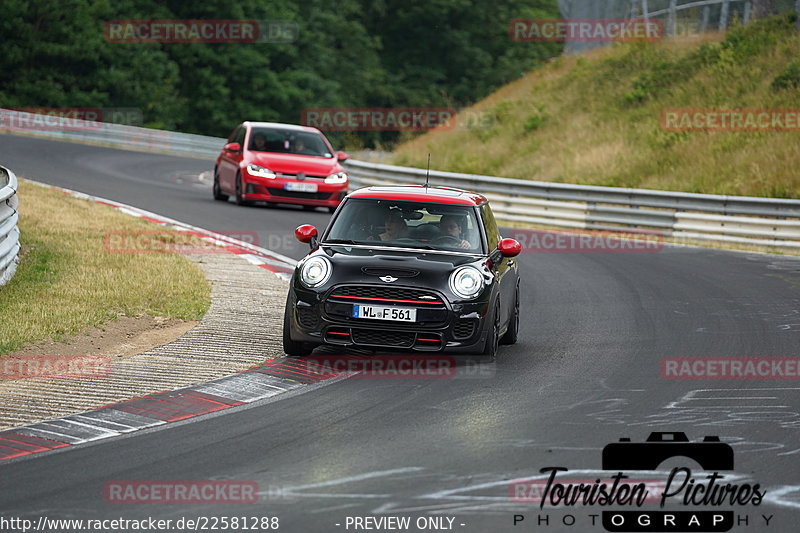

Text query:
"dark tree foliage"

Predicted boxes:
[[0, 0, 561, 146]]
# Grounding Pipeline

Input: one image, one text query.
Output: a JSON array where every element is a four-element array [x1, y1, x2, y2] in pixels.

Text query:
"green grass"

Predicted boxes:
[[393, 14, 800, 198], [0, 180, 211, 355]]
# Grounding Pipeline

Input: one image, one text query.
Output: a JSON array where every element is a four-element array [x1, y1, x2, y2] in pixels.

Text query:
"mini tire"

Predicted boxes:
[[482, 299, 500, 358], [500, 281, 520, 345], [283, 300, 313, 357]]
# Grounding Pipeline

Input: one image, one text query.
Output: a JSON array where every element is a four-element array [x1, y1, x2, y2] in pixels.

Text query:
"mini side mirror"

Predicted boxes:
[[498, 238, 522, 258], [295, 224, 319, 248]]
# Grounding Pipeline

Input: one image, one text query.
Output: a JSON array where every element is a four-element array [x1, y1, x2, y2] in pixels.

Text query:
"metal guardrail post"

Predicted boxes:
[[0, 108, 225, 159], [668, 0, 678, 35], [0, 165, 20, 286], [343, 159, 800, 249], [2, 108, 798, 250], [720, 0, 731, 29], [797, 0, 800, 29]]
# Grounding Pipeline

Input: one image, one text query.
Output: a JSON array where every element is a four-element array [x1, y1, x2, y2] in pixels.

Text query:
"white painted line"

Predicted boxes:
[[35, 418, 122, 441], [268, 467, 425, 495], [24, 178, 298, 269], [15, 426, 87, 444]]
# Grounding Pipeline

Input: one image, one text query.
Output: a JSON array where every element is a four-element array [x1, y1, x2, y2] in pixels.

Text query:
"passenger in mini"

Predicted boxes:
[[378, 210, 408, 241]]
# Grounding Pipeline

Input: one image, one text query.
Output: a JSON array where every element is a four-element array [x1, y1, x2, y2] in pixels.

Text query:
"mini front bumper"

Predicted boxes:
[[286, 286, 493, 354]]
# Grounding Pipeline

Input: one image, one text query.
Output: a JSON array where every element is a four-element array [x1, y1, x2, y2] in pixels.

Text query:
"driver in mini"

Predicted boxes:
[[439, 215, 472, 249]]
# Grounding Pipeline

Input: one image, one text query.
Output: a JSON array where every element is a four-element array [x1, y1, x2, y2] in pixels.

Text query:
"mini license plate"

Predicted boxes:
[[284, 182, 318, 193], [352, 304, 417, 322]]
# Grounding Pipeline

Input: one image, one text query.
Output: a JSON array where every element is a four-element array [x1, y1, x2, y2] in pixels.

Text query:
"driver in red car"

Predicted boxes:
[[251, 132, 268, 151]]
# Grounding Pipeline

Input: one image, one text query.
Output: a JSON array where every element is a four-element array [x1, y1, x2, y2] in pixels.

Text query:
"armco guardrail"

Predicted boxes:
[[343, 159, 800, 249], [3, 108, 798, 249], [0, 108, 223, 159], [0, 165, 20, 286]]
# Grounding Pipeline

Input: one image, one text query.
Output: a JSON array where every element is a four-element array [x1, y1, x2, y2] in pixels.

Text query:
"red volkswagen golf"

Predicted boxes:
[[213, 122, 350, 212]]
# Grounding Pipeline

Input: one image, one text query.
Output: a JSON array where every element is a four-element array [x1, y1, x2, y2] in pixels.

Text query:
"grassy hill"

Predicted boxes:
[[392, 14, 800, 198]]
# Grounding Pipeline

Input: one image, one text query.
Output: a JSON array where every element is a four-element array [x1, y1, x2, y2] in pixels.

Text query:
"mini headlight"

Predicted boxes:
[[449, 266, 484, 299], [247, 164, 276, 179], [300, 256, 332, 288], [324, 171, 348, 184]]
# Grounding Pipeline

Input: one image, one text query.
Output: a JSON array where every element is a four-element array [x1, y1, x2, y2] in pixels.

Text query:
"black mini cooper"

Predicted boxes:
[[282, 185, 521, 357]]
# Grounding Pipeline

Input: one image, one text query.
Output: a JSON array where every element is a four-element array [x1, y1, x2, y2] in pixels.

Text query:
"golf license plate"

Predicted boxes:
[[284, 182, 318, 193], [353, 304, 416, 322]]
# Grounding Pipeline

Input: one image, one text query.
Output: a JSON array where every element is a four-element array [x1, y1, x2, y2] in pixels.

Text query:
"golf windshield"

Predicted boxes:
[[248, 127, 333, 158]]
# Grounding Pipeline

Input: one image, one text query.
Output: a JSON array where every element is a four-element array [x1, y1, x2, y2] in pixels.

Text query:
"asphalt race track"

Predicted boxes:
[[2, 133, 799, 532]]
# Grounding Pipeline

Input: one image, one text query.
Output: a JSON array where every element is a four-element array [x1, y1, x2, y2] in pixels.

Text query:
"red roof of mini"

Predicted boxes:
[[348, 186, 487, 206]]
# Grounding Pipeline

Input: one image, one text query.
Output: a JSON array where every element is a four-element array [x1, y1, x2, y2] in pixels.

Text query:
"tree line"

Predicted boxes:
[[0, 0, 561, 147]]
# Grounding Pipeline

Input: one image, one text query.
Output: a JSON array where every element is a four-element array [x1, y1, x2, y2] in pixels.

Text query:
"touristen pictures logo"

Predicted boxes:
[[510, 432, 769, 532]]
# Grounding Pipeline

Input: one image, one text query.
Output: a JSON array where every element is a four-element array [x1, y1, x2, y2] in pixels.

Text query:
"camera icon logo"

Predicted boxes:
[[602, 432, 734, 471]]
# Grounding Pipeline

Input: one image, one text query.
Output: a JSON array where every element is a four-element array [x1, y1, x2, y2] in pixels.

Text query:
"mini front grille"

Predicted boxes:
[[351, 329, 415, 348], [330, 285, 444, 305], [453, 320, 476, 339], [297, 308, 318, 329]]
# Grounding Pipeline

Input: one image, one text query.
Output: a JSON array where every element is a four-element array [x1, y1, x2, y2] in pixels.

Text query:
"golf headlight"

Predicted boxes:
[[324, 171, 348, 184], [449, 266, 484, 299], [247, 164, 276, 179], [300, 256, 332, 288]]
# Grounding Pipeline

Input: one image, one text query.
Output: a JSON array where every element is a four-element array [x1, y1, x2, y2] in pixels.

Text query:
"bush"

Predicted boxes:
[[523, 113, 546, 132], [771, 62, 800, 90]]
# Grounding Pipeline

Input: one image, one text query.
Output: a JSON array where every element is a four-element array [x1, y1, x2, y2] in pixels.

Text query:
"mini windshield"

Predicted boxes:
[[325, 198, 484, 253], [248, 127, 332, 158]]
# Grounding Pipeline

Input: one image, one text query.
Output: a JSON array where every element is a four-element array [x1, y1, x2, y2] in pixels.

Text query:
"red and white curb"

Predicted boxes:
[[0, 358, 365, 461], [33, 179, 298, 279], [0, 180, 333, 461]]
